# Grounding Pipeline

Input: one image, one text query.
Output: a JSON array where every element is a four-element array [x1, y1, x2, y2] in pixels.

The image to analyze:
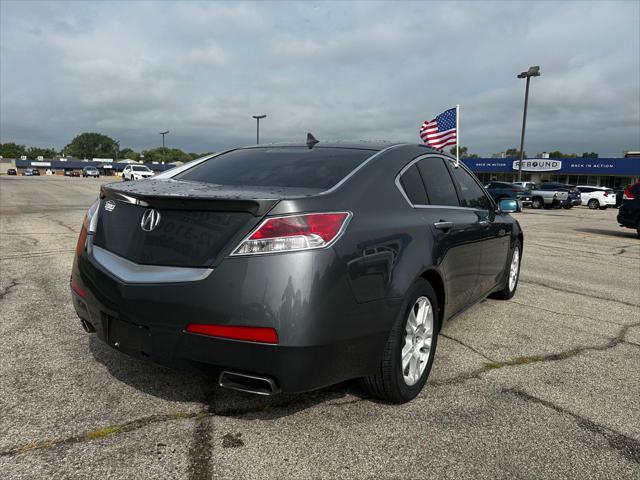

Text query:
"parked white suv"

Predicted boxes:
[[122, 165, 155, 181], [577, 186, 616, 210]]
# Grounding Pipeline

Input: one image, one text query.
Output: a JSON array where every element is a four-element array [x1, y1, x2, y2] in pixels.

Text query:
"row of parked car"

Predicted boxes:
[[7, 165, 157, 180], [484, 181, 620, 210], [484, 180, 640, 237]]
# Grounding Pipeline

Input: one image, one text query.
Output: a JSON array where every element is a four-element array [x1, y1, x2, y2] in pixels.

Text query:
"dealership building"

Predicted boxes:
[[462, 155, 640, 189]]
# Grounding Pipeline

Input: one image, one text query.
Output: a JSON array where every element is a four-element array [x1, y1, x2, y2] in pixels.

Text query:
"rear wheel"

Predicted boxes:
[[491, 241, 521, 300], [588, 199, 599, 209], [360, 279, 438, 403], [531, 197, 543, 209]]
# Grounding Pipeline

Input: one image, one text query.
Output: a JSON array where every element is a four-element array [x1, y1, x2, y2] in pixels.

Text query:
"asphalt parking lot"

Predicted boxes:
[[1, 175, 639, 479]]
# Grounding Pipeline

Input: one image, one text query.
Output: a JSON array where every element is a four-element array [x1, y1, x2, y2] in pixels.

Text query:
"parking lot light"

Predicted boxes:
[[517, 65, 541, 182]]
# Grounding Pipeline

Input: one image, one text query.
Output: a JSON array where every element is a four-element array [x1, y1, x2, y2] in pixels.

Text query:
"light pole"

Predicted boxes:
[[159, 130, 169, 160], [516, 65, 541, 182], [252, 115, 266, 144]]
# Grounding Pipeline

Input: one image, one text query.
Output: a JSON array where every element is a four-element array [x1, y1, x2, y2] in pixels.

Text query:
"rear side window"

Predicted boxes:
[[417, 158, 459, 206], [449, 165, 491, 210], [399, 164, 428, 205], [175, 147, 374, 189]]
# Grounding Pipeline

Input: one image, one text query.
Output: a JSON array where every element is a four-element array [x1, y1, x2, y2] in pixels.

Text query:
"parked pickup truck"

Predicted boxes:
[[530, 184, 570, 209]]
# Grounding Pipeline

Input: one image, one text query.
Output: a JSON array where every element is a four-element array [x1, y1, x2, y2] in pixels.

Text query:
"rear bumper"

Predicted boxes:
[[71, 239, 400, 393], [617, 205, 638, 229]]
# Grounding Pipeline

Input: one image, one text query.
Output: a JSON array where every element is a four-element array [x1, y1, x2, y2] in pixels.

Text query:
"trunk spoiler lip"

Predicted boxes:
[[100, 182, 283, 216]]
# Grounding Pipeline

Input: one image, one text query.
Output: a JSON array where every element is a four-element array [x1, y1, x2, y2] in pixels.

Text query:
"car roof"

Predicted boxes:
[[236, 141, 411, 152]]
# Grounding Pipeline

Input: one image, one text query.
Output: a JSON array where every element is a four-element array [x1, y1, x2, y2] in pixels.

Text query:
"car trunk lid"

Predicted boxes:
[[93, 179, 319, 268]]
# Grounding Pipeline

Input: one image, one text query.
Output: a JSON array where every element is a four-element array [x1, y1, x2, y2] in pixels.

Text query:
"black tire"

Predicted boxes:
[[588, 199, 599, 210], [360, 279, 439, 404], [491, 240, 522, 300], [531, 197, 543, 209]]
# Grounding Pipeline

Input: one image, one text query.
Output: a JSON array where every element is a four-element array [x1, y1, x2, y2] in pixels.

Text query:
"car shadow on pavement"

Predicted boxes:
[[89, 336, 365, 420], [575, 227, 639, 239]]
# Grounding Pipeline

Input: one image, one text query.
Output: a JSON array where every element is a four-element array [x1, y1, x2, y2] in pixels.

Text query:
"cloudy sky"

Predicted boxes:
[[1, 1, 639, 156]]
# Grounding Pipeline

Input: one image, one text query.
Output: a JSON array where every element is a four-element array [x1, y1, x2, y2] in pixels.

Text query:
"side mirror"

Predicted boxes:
[[499, 198, 520, 213]]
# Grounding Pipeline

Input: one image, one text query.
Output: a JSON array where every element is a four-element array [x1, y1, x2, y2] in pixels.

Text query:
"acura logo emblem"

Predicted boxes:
[[140, 209, 161, 232]]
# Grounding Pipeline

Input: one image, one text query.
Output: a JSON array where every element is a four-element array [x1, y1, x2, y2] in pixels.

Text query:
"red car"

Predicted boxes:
[[7, 168, 17, 175]]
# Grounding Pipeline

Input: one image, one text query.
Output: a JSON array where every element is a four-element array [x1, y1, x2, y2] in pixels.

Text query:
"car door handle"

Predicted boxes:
[[433, 221, 453, 231]]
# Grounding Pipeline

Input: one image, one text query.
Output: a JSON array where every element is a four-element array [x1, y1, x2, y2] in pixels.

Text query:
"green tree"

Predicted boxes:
[[118, 148, 140, 161], [140, 147, 194, 163], [505, 148, 525, 158], [448, 145, 478, 159], [581, 152, 599, 158], [0, 142, 27, 158], [27, 147, 58, 159], [548, 151, 577, 158], [64, 132, 118, 159]]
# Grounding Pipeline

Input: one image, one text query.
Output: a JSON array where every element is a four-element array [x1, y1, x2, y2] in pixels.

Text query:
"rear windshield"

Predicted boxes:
[[174, 147, 375, 189]]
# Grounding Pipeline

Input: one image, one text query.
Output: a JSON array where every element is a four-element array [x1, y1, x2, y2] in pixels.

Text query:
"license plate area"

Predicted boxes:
[[105, 314, 152, 358]]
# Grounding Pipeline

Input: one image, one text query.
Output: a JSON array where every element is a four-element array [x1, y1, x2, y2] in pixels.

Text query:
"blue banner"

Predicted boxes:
[[462, 157, 640, 175]]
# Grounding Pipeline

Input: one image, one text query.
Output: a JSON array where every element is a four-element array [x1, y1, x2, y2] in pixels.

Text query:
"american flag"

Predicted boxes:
[[419, 107, 457, 150]]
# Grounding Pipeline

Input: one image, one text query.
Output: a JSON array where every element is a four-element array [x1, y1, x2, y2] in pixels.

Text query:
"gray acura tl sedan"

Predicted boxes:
[[71, 140, 523, 403]]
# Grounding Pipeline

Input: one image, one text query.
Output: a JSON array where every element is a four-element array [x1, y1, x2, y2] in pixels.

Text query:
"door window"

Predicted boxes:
[[449, 165, 491, 210], [417, 158, 459, 206]]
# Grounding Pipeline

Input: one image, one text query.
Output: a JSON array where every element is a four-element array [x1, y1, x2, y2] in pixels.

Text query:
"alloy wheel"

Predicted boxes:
[[509, 246, 520, 292], [401, 296, 434, 386]]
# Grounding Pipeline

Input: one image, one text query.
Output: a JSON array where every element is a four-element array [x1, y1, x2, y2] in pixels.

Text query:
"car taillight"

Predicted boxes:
[[603, 191, 608, 197], [232, 212, 351, 256], [623, 185, 636, 200], [75, 199, 100, 257]]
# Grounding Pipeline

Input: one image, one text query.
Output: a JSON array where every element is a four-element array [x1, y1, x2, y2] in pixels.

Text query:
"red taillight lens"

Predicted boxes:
[[232, 212, 351, 255], [75, 199, 100, 257], [185, 323, 278, 344], [603, 191, 608, 197], [623, 185, 636, 200], [75, 224, 88, 257], [71, 280, 87, 298]]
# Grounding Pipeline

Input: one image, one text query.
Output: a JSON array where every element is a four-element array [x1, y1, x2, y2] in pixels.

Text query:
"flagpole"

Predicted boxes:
[[454, 104, 460, 167]]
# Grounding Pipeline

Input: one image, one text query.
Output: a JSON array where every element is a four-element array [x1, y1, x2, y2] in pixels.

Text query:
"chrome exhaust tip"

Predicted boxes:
[[218, 371, 280, 396], [80, 319, 95, 333]]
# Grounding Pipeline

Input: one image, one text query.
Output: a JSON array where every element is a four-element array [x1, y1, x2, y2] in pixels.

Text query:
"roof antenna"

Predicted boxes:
[[306, 132, 319, 149]]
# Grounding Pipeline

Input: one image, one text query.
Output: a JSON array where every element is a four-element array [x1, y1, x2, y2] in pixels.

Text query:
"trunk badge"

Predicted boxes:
[[140, 209, 161, 232], [105, 200, 116, 212]]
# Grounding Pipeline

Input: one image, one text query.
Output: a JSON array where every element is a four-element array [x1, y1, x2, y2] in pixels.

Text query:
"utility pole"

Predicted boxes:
[[159, 131, 169, 160], [252, 115, 266, 144], [516, 66, 541, 182]]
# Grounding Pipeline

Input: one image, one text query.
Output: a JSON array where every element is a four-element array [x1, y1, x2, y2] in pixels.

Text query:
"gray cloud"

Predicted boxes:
[[1, 0, 638, 156]]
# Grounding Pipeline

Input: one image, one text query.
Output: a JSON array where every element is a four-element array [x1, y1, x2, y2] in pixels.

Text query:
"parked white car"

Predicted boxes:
[[577, 186, 616, 210], [122, 165, 155, 181]]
